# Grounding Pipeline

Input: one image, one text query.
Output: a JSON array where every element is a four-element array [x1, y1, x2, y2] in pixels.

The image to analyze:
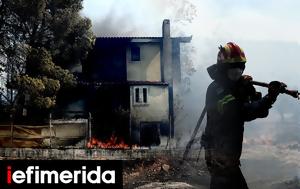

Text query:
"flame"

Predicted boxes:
[[87, 135, 135, 149]]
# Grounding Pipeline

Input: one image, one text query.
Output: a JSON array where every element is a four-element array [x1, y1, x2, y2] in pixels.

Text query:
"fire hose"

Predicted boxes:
[[182, 80, 299, 162], [250, 80, 300, 99]]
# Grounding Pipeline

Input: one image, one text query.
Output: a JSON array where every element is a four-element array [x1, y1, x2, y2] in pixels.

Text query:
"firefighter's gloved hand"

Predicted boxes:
[[234, 75, 255, 99], [237, 75, 253, 87], [268, 81, 287, 103], [241, 75, 253, 84]]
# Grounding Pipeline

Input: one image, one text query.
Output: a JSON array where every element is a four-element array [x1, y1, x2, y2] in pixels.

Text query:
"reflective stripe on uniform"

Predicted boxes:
[[217, 94, 235, 114]]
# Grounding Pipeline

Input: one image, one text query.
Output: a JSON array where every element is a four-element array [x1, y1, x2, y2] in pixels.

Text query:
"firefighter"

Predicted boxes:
[[202, 42, 285, 189]]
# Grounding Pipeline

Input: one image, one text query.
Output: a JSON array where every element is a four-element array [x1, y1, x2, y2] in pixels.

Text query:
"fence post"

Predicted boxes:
[[49, 113, 52, 148], [169, 115, 172, 149], [166, 115, 172, 149], [10, 113, 13, 147], [88, 112, 92, 143], [129, 112, 132, 148]]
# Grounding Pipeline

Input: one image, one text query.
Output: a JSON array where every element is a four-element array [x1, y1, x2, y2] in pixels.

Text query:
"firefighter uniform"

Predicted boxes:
[[202, 42, 281, 189]]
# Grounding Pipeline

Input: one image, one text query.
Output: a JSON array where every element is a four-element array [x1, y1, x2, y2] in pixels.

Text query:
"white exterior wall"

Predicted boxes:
[[127, 43, 161, 81], [130, 85, 169, 123]]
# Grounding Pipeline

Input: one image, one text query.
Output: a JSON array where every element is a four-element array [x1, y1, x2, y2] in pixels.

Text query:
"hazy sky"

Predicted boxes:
[[81, 0, 300, 41]]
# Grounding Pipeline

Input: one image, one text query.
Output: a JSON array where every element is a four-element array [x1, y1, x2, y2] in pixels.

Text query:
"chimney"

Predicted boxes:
[[161, 19, 174, 137], [162, 19, 170, 39], [162, 19, 172, 84]]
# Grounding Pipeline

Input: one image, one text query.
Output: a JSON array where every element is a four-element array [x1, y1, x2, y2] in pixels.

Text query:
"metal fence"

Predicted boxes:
[[0, 112, 91, 148]]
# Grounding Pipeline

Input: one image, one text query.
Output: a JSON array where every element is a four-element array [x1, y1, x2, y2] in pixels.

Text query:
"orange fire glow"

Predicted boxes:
[[87, 135, 134, 149]]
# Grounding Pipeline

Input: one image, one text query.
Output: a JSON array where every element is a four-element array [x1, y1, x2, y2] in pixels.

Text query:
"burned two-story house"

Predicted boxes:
[[74, 20, 191, 146]]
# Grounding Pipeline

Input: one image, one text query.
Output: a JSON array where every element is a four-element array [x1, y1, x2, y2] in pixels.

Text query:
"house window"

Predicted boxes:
[[135, 88, 140, 103], [131, 46, 140, 61], [134, 87, 148, 105], [143, 88, 147, 103]]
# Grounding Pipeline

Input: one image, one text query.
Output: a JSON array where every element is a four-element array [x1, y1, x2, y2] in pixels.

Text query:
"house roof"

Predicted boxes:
[[78, 81, 169, 87], [128, 81, 168, 86], [96, 36, 162, 39], [96, 36, 192, 43]]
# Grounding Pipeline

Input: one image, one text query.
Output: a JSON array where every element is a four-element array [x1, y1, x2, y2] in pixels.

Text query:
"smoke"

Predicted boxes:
[[89, 7, 140, 37], [81, 0, 197, 37], [82, 0, 300, 184]]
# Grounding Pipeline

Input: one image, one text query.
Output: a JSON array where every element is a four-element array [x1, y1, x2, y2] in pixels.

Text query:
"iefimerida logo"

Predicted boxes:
[[6, 166, 115, 184]]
